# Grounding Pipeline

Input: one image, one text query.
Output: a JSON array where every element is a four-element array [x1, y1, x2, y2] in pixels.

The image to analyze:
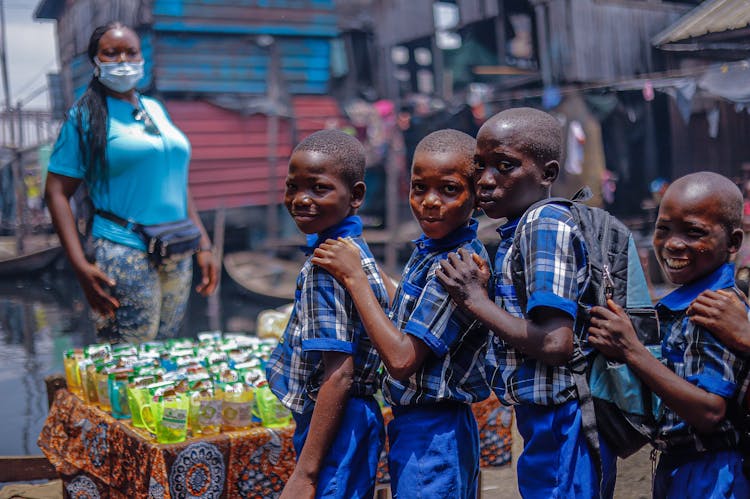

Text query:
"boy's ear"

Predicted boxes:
[[728, 227, 744, 255], [350, 181, 366, 209], [541, 160, 559, 187]]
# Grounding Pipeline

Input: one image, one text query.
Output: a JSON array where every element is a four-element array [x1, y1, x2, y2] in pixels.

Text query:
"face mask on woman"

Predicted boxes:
[[94, 57, 144, 93]]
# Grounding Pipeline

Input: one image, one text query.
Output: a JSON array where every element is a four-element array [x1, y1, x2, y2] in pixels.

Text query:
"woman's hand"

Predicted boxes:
[[73, 261, 120, 318], [195, 250, 218, 296], [435, 248, 491, 314], [311, 237, 366, 288], [589, 299, 642, 362]]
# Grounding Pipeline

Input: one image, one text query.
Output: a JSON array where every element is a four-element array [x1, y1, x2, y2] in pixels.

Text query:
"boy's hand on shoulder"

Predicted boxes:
[[312, 237, 365, 288], [589, 299, 641, 362], [688, 289, 750, 354], [436, 248, 491, 314], [279, 470, 316, 499]]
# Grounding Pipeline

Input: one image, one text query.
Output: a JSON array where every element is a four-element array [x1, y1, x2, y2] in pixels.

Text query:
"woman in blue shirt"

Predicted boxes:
[[45, 22, 217, 343]]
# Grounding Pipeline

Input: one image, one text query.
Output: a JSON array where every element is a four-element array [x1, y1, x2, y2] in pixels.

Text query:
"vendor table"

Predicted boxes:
[[38, 389, 512, 499]]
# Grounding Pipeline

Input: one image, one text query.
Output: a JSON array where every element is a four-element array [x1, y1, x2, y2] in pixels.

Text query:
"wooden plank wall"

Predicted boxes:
[[373, 0, 502, 48], [543, 0, 689, 83], [167, 95, 349, 211], [151, 0, 337, 95]]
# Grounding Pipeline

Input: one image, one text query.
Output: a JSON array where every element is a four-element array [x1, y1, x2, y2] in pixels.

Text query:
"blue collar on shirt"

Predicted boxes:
[[497, 217, 521, 241], [413, 218, 479, 253], [657, 262, 736, 311], [300, 215, 363, 255]]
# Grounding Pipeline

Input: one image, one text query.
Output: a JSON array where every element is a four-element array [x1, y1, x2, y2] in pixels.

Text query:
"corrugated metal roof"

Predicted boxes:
[[653, 0, 750, 46], [33, 0, 63, 20]]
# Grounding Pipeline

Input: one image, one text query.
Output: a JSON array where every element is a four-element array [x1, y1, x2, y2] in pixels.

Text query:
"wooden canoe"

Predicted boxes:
[[0, 234, 63, 276], [224, 251, 301, 306]]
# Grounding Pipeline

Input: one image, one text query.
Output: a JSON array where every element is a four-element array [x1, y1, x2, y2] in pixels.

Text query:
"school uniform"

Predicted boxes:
[[385, 219, 490, 499], [489, 204, 617, 499], [265, 215, 389, 499], [651, 263, 750, 499]]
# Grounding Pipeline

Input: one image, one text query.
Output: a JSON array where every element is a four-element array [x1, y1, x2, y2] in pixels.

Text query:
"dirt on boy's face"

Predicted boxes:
[[410, 149, 475, 240], [473, 128, 549, 221], [284, 150, 355, 235], [653, 187, 733, 285]]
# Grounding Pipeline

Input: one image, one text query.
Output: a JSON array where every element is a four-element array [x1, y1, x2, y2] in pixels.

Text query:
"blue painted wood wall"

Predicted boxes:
[[64, 0, 339, 98], [151, 0, 338, 95]]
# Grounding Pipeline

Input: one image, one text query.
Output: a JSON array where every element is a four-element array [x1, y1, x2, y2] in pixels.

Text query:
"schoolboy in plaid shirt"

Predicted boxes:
[[437, 108, 616, 498], [590, 172, 750, 498], [265, 129, 389, 499], [313, 129, 490, 499]]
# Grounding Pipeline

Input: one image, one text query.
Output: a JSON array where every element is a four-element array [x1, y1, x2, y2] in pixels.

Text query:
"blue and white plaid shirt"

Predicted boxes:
[[384, 219, 491, 406], [266, 216, 389, 415], [653, 262, 750, 453], [488, 203, 589, 406]]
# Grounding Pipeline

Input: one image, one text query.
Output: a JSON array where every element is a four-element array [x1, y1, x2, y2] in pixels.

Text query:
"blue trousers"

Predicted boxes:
[[515, 400, 617, 499], [388, 402, 480, 499], [653, 449, 749, 499], [292, 396, 384, 499]]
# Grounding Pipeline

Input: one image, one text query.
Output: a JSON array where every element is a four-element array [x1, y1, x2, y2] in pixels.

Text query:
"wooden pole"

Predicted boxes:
[[207, 207, 226, 332], [266, 39, 280, 256], [14, 103, 26, 254]]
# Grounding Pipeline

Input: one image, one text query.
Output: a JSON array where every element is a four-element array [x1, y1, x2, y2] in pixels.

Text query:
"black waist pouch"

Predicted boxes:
[[96, 209, 201, 265]]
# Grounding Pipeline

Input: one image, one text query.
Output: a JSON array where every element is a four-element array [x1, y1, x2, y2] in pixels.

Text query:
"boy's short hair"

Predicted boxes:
[[484, 107, 563, 165], [293, 129, 366, 186], [414, 129, 477, 177], [671, 172, 743, 234]]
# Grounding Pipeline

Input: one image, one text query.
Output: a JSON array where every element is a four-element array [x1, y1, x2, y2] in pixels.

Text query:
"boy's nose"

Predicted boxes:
[[294, 193, 312, 206], [476, 169, 495, 188], [664, 236, 687, 252], [423, 191, 440, 207]]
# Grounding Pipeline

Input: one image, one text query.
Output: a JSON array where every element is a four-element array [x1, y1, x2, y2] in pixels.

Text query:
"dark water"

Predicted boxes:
[[0, 262, 266, 456]]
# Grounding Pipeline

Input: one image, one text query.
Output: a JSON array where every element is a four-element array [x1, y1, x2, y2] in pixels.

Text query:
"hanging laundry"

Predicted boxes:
[[565, 120, 586, 175], [707, 107, 720, 139]]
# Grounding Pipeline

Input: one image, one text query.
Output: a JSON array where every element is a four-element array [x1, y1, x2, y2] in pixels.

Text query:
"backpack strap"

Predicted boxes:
[[508, 190, 609, 493]]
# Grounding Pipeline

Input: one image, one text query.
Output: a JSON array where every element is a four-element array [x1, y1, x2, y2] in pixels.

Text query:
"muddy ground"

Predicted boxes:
[[480, 446, 653, 498]]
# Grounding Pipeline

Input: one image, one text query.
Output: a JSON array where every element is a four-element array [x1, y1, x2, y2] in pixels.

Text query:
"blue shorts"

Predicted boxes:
[[654, 449, 749, 499], [292, 396, 384, 499], [515, 399, 616, 499], [388, 402, 479, 499], [93, 238, 192, 343]]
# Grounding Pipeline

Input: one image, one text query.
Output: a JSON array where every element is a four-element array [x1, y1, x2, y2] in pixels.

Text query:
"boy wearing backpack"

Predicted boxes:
[[589, 172, 750, 498], [437, 107, 617, 498]]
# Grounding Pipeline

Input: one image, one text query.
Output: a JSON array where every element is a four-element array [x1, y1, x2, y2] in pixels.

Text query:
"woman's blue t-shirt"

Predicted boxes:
[[48, 95, 191, 250]]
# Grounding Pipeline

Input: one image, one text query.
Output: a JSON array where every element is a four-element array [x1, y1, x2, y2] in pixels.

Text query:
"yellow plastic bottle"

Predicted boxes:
[[220, 381, 254, 431]]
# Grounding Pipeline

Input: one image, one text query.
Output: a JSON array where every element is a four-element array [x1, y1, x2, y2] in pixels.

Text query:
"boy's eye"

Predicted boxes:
[[313, 183, 331, 193], [411, 183, 425, 193], [497, 161, 515, 172], [443, 184, 458, 195]]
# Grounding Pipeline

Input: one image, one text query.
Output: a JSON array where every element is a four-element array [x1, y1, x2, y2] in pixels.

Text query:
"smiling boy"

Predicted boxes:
[[590, 172, 750, 498], [312, 129, 490, 499], [436, 108, 616, 498], [265, 129, 389, 499]]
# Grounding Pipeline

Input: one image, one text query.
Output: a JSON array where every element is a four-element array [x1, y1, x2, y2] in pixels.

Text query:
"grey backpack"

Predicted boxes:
[[510, 188, 660, 484]]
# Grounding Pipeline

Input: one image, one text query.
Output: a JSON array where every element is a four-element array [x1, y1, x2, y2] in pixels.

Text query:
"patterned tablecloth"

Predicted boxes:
[[38, 389, 512, 499]]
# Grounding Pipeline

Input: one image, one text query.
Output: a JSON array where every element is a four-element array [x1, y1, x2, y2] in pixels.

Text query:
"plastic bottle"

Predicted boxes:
[[253, 381, 292, 428]]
